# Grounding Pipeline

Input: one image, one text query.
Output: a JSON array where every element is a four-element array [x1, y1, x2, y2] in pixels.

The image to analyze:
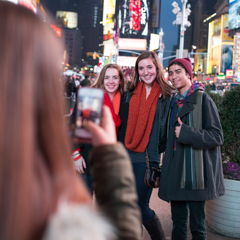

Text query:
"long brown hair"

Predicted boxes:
[[0, 2, 90, 240], [92, 64, 125, 96], [129, 51, 175, 99]]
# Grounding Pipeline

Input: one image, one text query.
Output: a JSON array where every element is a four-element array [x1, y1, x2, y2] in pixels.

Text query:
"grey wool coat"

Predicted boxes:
[[158, 90, 225, 202]]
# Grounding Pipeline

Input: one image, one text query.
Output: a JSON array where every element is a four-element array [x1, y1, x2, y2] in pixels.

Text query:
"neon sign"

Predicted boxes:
[[129, 0, 141, 31], [117, 0, 150, 38]]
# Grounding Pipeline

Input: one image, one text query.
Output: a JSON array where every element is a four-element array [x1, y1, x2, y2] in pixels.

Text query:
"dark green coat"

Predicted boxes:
[[158, 91, 225, 201], [89, 143, 142, 240]]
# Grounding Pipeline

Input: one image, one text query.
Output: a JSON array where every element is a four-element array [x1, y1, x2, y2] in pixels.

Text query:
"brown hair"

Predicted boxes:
[[168, 61, 189, 76], [129, 51, 175, 99], [0, 2, 90, 240], [92, 64, 125, 96]]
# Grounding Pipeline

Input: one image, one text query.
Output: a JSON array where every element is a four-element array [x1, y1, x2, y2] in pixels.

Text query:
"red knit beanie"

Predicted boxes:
[[168, 58, 193, 82]]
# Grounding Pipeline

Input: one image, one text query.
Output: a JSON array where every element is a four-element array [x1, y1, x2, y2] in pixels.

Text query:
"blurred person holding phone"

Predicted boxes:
[[0, 2, 141, 240]]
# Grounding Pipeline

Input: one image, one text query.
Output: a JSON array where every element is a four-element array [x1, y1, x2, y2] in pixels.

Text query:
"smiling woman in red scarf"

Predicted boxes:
[[123, 51, 175, 240], [72, 64, 125, 194], [92, 64, 125, 132]]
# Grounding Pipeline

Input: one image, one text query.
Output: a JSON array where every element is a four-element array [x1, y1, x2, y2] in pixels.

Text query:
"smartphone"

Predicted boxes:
[[74, 87, 104, 139]]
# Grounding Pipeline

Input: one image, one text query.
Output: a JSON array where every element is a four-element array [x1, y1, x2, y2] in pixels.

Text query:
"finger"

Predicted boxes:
[[82, 158, 86, 168], [101, 105, 115, 132], [178, 117, 182, 125], [79, 164, 83, 172], [101, 106, 116, 140], [83, 119, 105, 136]]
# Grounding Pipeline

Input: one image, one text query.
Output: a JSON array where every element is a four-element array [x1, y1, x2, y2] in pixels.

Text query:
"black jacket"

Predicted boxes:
[[118, 90, 173, 155], [158, 91, 225, 201]]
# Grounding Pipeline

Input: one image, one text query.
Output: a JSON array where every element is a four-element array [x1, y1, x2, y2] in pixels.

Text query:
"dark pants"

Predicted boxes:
[[171, 201, 206, 240], [132, 162, 155, 223]]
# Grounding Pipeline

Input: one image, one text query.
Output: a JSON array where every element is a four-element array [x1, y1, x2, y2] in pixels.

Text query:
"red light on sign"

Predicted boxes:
[[50, 25, 61, 37], [129, 0, 141, 31]]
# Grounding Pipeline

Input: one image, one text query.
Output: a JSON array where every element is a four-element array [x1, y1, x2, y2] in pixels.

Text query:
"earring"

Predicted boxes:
[[139, 77, 141, 82]]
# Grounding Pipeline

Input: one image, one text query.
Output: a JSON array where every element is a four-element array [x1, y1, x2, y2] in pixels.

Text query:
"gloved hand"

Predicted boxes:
[[72, 149, 86, 174]]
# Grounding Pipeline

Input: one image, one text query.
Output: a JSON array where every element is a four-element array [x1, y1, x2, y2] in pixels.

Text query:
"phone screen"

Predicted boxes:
[[75, 88, 104, 138]]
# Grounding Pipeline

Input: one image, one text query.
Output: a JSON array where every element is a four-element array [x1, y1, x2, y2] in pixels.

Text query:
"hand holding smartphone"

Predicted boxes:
[[74, 88, 104, 139]]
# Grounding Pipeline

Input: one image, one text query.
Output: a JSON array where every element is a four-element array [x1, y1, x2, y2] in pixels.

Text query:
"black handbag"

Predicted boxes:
[[144, 150, 161, 188]]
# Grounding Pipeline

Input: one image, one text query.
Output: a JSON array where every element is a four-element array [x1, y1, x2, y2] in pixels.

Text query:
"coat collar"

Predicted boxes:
[[173, 90, 200, 125]]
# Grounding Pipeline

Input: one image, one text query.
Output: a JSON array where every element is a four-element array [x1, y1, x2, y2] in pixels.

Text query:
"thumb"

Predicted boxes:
[[178, 117, 183, 126]]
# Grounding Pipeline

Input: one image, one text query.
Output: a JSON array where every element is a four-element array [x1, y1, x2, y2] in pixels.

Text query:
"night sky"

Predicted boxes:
[[160, 0, 183, 68]]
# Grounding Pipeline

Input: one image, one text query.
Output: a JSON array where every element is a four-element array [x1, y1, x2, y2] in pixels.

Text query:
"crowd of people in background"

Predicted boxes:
[[62, 69, 133, 101]]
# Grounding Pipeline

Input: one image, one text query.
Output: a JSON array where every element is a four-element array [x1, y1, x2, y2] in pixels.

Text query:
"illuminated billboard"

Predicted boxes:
[[150, 33, 159, 51], [117, 56, 138, 66], [56, 11, 78, 29], [207, 14, 234, 74], [229, 0, 240, 30], [102, 0, 116, 57], [233, 33, 240, 72], [116, 0, 152, 38], [222, 15, 233, 41], [103, 0, 116, 26], [118, 38, 147, 50]]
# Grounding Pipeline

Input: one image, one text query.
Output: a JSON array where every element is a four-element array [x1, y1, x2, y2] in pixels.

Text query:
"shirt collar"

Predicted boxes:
[[176, 89, 190, 101]]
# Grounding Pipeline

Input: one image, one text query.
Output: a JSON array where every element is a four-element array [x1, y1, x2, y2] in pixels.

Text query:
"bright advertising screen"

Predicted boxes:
[[56, 11, 78, 29], [229, 0, 240, 30], [116, 0, 152, 38], [102, 0, 116, 57], [207, 15, 234, 74]]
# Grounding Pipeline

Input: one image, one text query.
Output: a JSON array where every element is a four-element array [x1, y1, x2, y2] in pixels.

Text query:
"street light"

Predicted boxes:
[[158, 28, 164, 65], [191, 45, 197, 51], [190, 45, 197, 72], [172, 0, 191, 58]]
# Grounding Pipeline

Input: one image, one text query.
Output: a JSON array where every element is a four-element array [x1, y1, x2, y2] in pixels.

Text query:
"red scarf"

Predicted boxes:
[[125, 81, 161, 152], [112, 91, 121, 116], [103, 91, 121, 128]]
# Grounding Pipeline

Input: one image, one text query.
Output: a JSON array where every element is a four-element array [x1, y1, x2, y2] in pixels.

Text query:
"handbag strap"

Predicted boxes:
[[146, 149, 150, 168]]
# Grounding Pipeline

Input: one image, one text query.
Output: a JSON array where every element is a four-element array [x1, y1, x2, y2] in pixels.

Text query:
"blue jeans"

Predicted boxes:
[[132, 162, 155, 223], [171, 201, 206, 240]]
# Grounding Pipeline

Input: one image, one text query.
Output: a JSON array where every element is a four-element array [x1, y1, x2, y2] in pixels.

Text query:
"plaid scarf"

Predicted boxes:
[[175, 82, 204, 110], [173, 83, 204, 151]]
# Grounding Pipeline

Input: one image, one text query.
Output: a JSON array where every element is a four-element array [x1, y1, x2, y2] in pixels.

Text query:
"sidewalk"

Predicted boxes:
[[143, 189, 236, 240]]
